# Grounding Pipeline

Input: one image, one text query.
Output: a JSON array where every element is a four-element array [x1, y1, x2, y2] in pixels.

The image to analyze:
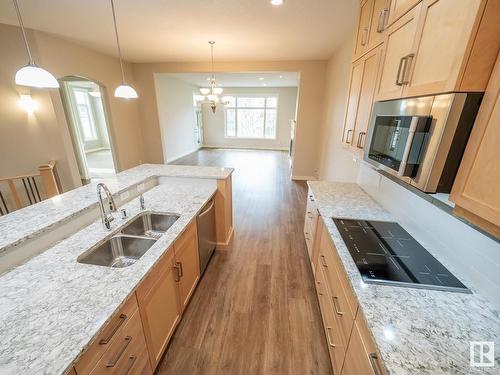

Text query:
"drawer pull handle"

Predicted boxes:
[[107, 336, 132, 367], [332, 296, 344, 316], [369, 352, 382, 375], [320, 255, 328, 268], [99, 314, 127, 345], [177, 261, 183, 277], [326, 327, 336, 348], [124, 355, 137, 375]]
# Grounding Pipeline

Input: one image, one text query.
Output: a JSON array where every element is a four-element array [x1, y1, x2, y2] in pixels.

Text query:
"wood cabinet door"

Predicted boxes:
[[375, 3, 420, 101], [450, 53, 500, 237], [368, 0, 391, 47], [354, 0, 374, 58], [353, 46, 382, 151], [174, 221, 200, 312], [403, 0, 483, 97], [341, 318, 385, 375], [387, 0, 420, 25], [136, 249, 180, 369], [343, 61, 364, 146]]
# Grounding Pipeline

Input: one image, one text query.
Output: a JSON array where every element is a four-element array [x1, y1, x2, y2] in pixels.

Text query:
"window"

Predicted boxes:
[[73, 89, 98, 141], [225, 95, 278, 139]]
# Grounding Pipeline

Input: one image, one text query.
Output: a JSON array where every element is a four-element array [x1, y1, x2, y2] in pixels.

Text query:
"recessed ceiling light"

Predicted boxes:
[[259, 77, 264, 81], [279, 75, 283, 79], [271, 0, 283, 5], [263, 83, 267, 86]]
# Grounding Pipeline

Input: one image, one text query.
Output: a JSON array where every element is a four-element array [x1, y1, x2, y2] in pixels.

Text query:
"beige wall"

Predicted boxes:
[[202, 87, 297, 151], [132, 61, 327, 179], [318, 35, 360, 182], [154, 74, 200, 162], [0, 23, 144, 191]]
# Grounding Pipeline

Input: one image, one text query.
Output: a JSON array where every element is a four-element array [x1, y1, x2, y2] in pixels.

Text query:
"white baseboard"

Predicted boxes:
[[167, 146, 202, 164], [291, 175, 318, 181], [202, 145, 288, 152]]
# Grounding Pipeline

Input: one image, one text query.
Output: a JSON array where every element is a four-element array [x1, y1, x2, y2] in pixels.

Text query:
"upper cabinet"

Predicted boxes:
[[375, 0, 500, 101], [343, 46, 382, 151], [387, 0, 420, 25], [354, 0, 390, 60], [450, 53, 500, 238]]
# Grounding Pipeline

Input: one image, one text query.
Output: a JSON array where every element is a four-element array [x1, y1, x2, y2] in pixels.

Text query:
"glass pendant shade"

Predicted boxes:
[[200, 88, 211, 95], [207, 94, 218, 102], [212, 87, 223, 95], [15, 64, 59, 88], [114, 84, 138, 99]]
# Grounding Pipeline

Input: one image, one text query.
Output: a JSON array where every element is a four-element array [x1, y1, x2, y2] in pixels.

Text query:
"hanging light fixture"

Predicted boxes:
[[110, 0, 138, 99], [197, 41, 228, 113], [12, 0, 59, 88]]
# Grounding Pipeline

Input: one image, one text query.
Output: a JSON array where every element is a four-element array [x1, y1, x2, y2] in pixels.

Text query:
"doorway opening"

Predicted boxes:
[[60, 77, 117, 183]]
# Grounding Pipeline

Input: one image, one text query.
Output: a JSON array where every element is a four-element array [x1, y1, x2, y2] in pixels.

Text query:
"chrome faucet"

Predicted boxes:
[[97, 183, 117, 230]]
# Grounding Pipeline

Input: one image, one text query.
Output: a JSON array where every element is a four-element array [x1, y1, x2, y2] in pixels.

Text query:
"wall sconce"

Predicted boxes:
[[18, 94, 38, 114]]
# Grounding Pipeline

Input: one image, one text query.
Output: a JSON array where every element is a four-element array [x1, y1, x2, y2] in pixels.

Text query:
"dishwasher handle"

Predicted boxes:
[[199, 199, 215, 217]]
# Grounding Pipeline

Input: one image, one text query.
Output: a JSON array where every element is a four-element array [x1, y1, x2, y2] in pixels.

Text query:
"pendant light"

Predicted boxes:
[[198, 41, 228, 113], [13, 0, 59, 88], [110, 0, 138, 99]]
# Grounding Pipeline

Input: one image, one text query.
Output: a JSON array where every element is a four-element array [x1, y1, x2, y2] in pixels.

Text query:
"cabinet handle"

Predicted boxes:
[[332, 296, 344, 316], [106, 336, 132, 367], [345, 129, 353, 144], [309, 195, 315, 202], [320, 255, 328, 268], [401, 53, 415, 85], [369, 353, 382, 375], [124, 355, 137, 375], [177, 261, 183, 277], [377, 9, 389, 32], [326, 327, 336, 348], [360, 27, 368, 46], [395, 56, 407, 86], [357, 132, 367, 149], [99, 314, 127, 345], [173, 264, 180, 282]]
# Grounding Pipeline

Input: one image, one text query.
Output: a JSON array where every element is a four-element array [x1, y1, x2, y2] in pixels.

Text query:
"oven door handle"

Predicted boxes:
[[397, 117, 419, 177]]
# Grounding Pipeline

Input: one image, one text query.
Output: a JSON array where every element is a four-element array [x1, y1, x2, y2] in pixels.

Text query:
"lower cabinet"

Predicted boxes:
[[74, 220, 201, 374], [313, 219, 385, 375], [136, 247, 181, 370], [173, 221, 200, 312], [74, 294, 152, 375]]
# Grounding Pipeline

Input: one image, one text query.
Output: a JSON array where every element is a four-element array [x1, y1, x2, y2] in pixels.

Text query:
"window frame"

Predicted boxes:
[[72, 87, 99, 141], [224, 93, 279, 140]]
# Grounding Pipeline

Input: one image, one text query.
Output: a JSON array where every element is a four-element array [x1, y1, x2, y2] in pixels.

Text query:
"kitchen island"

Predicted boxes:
[[0, 164, 233, 375]]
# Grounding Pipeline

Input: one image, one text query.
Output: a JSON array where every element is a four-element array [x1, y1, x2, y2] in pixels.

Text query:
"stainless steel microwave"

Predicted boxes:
[[363, 93, 483, 193]]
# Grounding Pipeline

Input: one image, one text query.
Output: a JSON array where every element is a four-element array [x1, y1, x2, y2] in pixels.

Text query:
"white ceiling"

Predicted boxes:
[[0, 0, 357, 63], [165, 72, 299, 88]]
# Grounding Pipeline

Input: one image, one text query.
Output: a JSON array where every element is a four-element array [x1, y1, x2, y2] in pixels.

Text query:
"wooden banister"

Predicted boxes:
[[0, 161, 61, 216]]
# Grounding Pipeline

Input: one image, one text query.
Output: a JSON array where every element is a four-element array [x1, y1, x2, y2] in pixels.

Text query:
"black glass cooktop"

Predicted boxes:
[[333, 218, 470, 293]]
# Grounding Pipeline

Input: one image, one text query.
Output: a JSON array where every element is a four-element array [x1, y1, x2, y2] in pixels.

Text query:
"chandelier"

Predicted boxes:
[[198, 41, 229, 113]]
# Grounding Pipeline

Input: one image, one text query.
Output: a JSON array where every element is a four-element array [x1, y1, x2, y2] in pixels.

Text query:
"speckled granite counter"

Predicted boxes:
[[0, 166, 231, 374], [0, 164, 232, 254], [308, 181, 500, 375]]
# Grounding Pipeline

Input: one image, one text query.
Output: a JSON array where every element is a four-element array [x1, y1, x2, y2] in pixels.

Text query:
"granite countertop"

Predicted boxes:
[[0, 167, 226, 374], [0, 164, 233, 254], [308, 181, 500, 375]]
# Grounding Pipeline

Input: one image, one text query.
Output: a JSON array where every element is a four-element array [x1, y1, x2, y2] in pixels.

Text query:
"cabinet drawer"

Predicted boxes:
[[89, 310, 151, 375], [75, 294, 139, 375], [316, 265, 348, 374], [318, 227, 358, 318]]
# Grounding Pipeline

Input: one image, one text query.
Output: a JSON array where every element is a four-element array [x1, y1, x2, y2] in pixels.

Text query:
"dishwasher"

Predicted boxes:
[[197, 198, 216, 274]]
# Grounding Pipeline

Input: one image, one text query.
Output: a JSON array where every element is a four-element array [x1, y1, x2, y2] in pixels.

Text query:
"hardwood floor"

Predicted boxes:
[[157, 148, 332, 374]]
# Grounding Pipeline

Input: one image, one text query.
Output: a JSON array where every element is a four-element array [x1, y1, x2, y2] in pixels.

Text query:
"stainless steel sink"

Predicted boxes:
[[121, 212, 179, 239], [77, 235, 157, 268]]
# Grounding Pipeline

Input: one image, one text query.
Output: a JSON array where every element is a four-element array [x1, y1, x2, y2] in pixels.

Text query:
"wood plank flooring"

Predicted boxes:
[[157, 148, 332, 374]]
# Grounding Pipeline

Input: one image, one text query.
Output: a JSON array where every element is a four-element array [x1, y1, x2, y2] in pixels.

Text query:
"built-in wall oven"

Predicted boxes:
[[363, 93, 483, 193]]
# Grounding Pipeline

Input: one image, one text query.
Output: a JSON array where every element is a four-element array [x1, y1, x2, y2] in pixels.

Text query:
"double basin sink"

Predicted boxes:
[[78, 212, 179, 268]]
